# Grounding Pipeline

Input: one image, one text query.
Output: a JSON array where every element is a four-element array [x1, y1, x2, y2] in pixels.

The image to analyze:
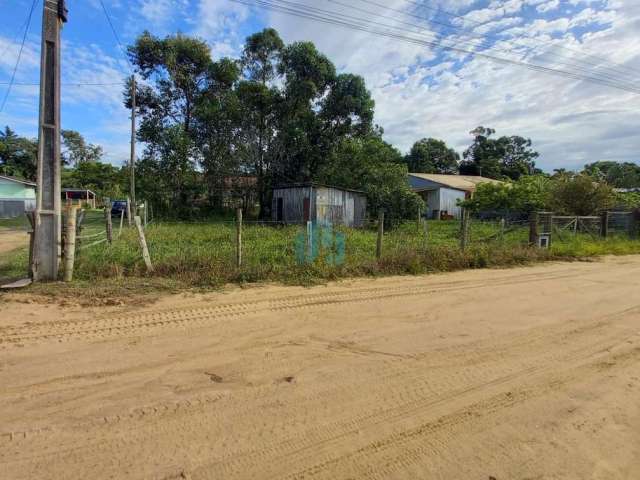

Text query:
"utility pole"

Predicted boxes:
[[33, 0, 67, 281], [130, 75, 136, 208]]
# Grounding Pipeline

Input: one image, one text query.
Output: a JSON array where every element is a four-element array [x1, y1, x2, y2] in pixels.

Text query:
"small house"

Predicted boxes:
[[409, 173, 503, 219], [272, 183, 367, 227], [0, 175, 36, 218]]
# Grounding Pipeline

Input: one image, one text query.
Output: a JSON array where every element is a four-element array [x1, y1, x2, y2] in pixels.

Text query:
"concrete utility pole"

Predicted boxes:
[[130, 75, 136, 208], [33, 0, 67, 281]]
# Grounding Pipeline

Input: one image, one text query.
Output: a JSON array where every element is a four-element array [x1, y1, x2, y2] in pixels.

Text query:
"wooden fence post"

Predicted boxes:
[[417, 206, 422, 231], [143, 201, 148, 226], [500, 217, 506, 244], [126, 196, 132, 226], [632, 209, 640, 239], [460, 209, 470, 251], [376, 211, 384, 260], [529, 211, 539, 246], [423, 216, 428, 248], [104, 198, 113, 244], [134, 216, 154, 273], [26, 211, 36, 278], [119, 209, 125, 237], [600, 211, 610, 239], [236, 208, 243, 268], [63, 205, 79, 282]]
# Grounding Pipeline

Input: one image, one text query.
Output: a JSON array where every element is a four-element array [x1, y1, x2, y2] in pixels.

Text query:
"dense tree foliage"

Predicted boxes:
[[319, 133, 423, 224], [583, 161, 640, 189], [62, 161, 127, 200], [0, 127, 37, 180], [549, 174, 615, 216], [463, 173, 616, 216], [404, 138, 459, 174], [61, 130, 103, 167], [127, 28, 375, 218], [459, 126, 540, 180]]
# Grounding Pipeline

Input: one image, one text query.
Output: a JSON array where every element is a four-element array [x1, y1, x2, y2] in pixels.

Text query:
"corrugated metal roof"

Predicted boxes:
[[273, 182, 366, 195], [409, 173, 503, 192], [0, 175, 36, 187]]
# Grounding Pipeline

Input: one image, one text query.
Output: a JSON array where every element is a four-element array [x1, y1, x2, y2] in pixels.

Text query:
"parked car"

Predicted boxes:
[[111, 200, 128, 217]]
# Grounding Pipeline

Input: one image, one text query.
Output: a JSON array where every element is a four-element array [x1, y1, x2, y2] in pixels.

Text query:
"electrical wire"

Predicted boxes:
[[349, 0, 638, 83], [397, 0, 640, 77], [98, 0, 134, 70], [0, 81, 126, 86], [230, 0, 640, 94], [0, 0, 38, 113]]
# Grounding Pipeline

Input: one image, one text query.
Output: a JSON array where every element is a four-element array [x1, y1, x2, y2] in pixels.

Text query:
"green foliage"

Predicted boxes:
[[404, 138, 459, 174], [462, 175, 550, 213], [62, 161, 127, 200], [127, 28, 375, 218], [584, 161, 640, 189], [319, 135, 423, 222], [615, 191, 640, 210], [6, 219, 640, 292], [459, 126, 539, 180], [549, 174, 615, 215], [61, 130, 103, 167], [464, 174, 616, 216], [0, 126, 37, 181]]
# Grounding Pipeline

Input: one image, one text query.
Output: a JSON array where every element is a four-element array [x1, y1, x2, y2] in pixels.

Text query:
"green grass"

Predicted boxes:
[[0, 216, 30, 230], [2, 218, 639, 300]]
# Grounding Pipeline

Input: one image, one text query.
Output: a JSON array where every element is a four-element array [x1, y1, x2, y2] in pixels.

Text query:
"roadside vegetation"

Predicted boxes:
[[2, 217, 639, 302]]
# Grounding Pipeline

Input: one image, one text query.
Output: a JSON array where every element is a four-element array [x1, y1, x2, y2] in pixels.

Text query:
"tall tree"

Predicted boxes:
[[194, 58, 242, 207], [459, 126, 539, 180], [0, 126, 37, 180], [61, 130, 103, 167], [238, 28, 285, 216], [127, 32, 213, 213], [404, 138, 459, 174]]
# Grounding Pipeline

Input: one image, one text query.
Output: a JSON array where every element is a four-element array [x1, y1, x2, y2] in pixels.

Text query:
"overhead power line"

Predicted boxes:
[[229, 0, 640, 95], [0, 81, 126, 86], [98, 0, 134, 70], [397, 0, 640, 78], [348, 0, 639, 82], [0, 0, 38, 113]]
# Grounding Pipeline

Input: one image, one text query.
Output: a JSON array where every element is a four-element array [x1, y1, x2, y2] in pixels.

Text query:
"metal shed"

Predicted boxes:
[[272, 183, 367, 227]]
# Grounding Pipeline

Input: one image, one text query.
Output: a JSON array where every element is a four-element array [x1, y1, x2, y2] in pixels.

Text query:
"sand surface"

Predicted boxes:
[[1, 257, 640, 479], [0, 230, 27, 255]]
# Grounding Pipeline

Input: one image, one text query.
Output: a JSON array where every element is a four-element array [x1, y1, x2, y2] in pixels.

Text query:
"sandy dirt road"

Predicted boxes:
[[1, 257, 640, 479]]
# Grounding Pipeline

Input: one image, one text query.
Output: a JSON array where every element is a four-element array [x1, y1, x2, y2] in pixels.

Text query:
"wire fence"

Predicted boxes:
[[2, 207, 639, 285]]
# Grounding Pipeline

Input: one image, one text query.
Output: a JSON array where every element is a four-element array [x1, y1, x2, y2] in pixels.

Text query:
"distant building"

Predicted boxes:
[[272, 183, 367, 227], [0, 175, 36, 218], [409, 173, 503, 220], [62, 188, 97, 209], [222, 175, 258, 210]]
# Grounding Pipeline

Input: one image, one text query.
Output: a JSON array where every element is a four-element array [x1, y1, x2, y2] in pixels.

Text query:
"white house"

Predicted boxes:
[[408, 173, 502, 220], [0, 175, 36, 219]]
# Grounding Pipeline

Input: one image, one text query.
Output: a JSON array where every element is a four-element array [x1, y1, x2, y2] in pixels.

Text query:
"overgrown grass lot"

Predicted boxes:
[[2, 215, 640, 299]]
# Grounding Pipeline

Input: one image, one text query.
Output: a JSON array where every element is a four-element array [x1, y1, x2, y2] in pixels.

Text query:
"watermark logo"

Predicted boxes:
[[295, 221, 345, 266]]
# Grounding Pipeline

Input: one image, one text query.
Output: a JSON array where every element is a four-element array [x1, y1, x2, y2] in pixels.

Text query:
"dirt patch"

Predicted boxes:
[[1, 257, 640, 479], [0, 230, 27, 255]]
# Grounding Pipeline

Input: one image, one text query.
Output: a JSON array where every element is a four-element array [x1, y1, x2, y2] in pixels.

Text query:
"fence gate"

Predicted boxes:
[[551, 216, 601, 238]]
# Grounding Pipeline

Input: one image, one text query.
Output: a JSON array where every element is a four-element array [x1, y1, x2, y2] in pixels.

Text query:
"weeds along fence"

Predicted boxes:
[[10, 206, 633, 285]]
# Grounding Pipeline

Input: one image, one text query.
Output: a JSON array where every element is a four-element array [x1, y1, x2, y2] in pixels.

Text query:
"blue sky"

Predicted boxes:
[[1, 0, 639, 171]]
